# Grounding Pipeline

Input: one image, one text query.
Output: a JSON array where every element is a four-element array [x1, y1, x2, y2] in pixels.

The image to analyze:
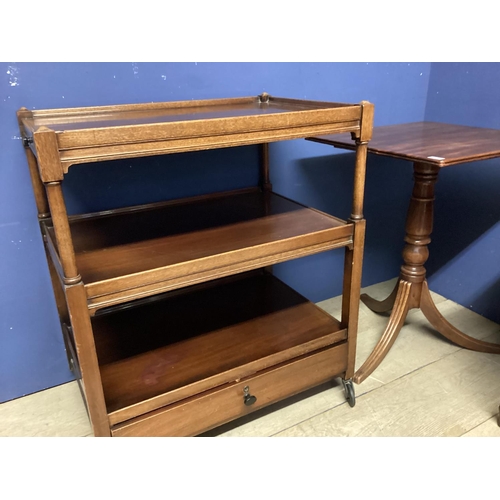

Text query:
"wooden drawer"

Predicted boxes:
[[111, 342, 348, 437]]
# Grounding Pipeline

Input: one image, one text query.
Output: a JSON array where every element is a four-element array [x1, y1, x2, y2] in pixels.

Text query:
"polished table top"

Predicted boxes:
[[310, 121, 500, 167]]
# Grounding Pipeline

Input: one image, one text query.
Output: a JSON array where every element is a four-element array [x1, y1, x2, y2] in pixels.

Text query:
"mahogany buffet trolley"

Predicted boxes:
[[17, 94, 374, 437]]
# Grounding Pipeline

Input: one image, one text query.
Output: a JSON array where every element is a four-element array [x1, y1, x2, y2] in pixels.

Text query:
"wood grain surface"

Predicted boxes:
[[310, 121, 500, 167], [46, 189, 352, 303], [93, 272, 346, 423]]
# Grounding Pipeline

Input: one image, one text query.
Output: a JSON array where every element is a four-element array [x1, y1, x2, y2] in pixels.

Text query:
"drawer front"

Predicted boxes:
[[111, 342, 348, 437]]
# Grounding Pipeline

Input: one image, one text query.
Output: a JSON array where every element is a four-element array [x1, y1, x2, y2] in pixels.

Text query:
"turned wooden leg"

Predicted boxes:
[[65, 283, 111, 437], [343, 140, 369, 381], [342, 220, 366, 380]]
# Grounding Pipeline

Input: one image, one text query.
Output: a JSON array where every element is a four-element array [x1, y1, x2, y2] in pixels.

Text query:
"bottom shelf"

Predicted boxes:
[[91, 272, 348, 432]]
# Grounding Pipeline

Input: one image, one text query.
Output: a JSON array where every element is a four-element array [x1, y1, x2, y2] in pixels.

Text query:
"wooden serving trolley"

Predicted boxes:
[[18, 94, 373, 436]]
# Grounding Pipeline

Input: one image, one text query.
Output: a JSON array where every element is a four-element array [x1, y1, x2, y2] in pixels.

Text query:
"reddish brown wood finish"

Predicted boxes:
[[32, 127, 65, 182], [310, 121, 500, 167], [112, 343, 348, 437], [18, 94, 373, 436], [93, 273, 346, 424], [20, 96, 365, 175], [260, 143, 272, 191], [309, 122, 500, 384], [44, 183, 80, 284], [342, 219, 366, 380], [17, 124, 50, 218], [45, 189, 353, 311], [64, 283, 110, 436]]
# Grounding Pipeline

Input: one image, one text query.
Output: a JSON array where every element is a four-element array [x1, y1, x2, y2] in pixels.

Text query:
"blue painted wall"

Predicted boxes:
[[1, 62, 430, 402], [424, 63, 500, 323]]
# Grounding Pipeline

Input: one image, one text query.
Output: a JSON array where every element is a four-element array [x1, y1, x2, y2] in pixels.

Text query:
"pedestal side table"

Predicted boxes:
[[309, 122, 500, 384]]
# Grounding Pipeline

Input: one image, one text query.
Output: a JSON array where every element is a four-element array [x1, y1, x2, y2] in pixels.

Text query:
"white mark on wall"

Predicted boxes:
[[11, 135, 23, 140], [132, 63, 139, 77], [161, 75, 167, 80], [7, 65, 19, 86], [113, 75, 116, 79], [420, 73, 423, 76]]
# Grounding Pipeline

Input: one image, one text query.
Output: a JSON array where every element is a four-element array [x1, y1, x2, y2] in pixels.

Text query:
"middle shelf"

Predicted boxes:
[[44, 188, 353, 311]]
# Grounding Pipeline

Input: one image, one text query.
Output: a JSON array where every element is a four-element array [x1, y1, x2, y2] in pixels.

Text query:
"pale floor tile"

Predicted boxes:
[[0, 381, 91, 437], [275, 348, 500, 437], [462, 417, 500, 437]]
